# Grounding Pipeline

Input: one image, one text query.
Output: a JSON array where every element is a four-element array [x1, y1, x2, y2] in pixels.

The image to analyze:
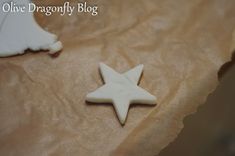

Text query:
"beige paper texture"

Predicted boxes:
[[0, 0, 235, 155]]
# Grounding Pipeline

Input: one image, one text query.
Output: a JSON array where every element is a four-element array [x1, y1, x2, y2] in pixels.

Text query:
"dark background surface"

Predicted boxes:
[[159, 58, 235, 156]]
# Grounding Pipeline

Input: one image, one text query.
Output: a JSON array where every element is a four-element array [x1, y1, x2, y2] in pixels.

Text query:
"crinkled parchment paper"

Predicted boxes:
[[0, 0, 235, 156]]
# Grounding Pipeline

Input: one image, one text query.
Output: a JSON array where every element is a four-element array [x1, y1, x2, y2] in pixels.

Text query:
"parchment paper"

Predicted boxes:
[[1, 0, 235, 156]]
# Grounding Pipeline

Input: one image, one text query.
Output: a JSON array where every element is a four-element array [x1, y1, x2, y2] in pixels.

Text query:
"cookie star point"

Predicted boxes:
[[124, 64, 144, 84]]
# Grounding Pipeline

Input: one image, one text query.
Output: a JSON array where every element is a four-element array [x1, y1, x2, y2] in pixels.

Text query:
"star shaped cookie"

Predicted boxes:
[[86, 63, 157, 125]]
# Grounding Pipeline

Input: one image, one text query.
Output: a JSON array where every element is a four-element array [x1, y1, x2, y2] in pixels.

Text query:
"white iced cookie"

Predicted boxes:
[[86, 63, 157, 125], [0, 0, 62, 57]]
